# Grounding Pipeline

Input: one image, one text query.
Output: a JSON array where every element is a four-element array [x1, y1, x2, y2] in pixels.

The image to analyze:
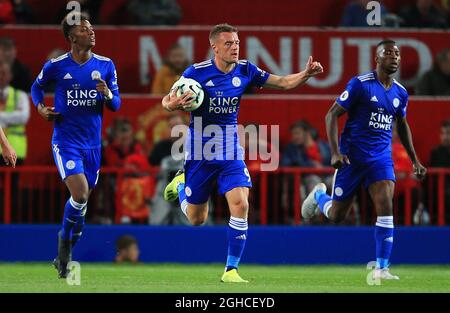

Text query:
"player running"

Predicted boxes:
[[302, 40, 426, 280], [162, 24, 323, 283], [31, 12, 121, 278]]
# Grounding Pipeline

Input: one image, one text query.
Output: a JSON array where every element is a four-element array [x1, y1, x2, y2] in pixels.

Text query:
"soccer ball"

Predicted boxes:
[[170, 77, 204, 112]]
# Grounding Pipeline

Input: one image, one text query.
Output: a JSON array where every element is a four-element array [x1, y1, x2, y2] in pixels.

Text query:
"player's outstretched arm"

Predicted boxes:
[[396, 117, 427, 179], [263, 56, 323, 90], [162, 89, 194, 112], [0, 127, 17, 167], [325, 102, 350, 169]]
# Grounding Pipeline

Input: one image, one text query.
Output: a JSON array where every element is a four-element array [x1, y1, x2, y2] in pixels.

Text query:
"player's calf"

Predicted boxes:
[[184, 202, 209, 226]]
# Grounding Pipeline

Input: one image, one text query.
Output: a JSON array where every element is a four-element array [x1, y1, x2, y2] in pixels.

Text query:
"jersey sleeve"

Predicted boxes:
[[247, 61, 269, 87], [398, 93, 408, 118], [106, 60, 119, 92], [181, 65, 195, 80], [335, 77, 362, 110], [31, 60, 56, 106], [35, 60, 56, 87]]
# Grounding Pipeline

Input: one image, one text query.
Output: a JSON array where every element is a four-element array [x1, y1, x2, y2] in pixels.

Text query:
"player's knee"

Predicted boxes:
[[230, 199, 249, 215], [189, 214, 207, 226], [71, 193, 89, 205]]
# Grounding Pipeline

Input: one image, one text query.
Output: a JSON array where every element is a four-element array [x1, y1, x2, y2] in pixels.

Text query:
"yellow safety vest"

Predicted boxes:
[[2, 87, 27, 159]]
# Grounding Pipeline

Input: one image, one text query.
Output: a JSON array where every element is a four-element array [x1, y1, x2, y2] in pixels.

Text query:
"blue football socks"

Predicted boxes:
[[226, 216, 248, 272], [314, 189, 332, 218], [375, 216, 394, 269], [61, 197, 87, 241]]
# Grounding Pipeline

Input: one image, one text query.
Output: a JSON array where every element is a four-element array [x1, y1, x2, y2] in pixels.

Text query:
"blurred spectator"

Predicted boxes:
[[114, 235, 140, 263], [101, 118, 150, 225], [151, 43, 189, 95], [0, 60, 30, 166], [281, 120, 335, 224], [308, 126, 331, 166], [340, 0, 389, 27], [127, 0, 181, 25], [148, 114, 195, 225], [398, 0, 448, 28], [281, 120, 324, 168], [104, 117, 146, 167], [0, 37, 32, 92], [150, 155, 195, 225], [116, 153, 155, 224], [429, 120, 450, 224], [56, 0, 102, 24], [148, 113, 186, 166], [12, 0, 33, 24], [392, 123, 428, 225], [239, 123, 279, 173], [0, 0, 15, 24], [443, 0, 450, 24], [416, 48, 450, 96], [430, 119, 450, 167]]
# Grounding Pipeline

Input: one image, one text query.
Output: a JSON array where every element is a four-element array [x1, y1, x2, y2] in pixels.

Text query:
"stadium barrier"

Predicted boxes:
[[1, 224, 450, 264], [1, 166, 448, 226]]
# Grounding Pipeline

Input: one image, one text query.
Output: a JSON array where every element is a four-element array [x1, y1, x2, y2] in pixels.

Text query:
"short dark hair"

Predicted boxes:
[[0, 37, 15, 50], [377, 39, 396, 50], [116, 235, 137, 251], [442, 119, 450, 128], [61, 12, 89, 40], [209, 23, 238, 42], [436, 48, 450, 63], [290, 120, 311, 132]]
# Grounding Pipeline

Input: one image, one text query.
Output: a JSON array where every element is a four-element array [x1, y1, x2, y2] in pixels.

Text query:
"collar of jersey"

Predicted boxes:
[[68, 52, 94, 67], [211, 58, 239, 75], [373, 70, 394, 92]]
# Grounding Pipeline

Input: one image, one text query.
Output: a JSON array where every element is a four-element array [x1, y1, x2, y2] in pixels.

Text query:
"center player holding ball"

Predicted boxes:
[[162, 23, 324, 283]]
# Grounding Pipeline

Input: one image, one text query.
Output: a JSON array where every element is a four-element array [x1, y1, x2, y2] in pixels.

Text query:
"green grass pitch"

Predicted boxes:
[[0, 263, 449, 293]]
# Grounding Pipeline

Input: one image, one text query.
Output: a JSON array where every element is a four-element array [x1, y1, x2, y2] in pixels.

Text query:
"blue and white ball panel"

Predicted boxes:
[[52, 145, 101, 188], [332, 158, 396, 201], [185, 159, 252, 204]]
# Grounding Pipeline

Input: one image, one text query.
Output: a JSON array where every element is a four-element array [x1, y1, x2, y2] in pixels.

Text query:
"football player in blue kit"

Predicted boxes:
[[162, 24, 324, 282], [302, 40, 426, 280], [31, 12, 121, 278]]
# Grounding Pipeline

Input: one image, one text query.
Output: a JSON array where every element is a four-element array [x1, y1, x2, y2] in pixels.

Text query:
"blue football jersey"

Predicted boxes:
[[182, 59, 269, 160], [336, 71, 408, 163], [34, 53, 119, 149]]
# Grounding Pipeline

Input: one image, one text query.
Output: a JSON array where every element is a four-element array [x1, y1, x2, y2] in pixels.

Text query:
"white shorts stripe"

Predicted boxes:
[[54, 145, 66, 179], [331, 169, 338, 198], [94, 170, 100, 186]]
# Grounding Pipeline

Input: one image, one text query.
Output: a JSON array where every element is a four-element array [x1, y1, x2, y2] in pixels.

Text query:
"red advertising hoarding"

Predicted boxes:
[[1, 26, 448, 94]]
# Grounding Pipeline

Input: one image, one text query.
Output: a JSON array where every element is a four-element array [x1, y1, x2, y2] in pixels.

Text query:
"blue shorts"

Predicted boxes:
[[184, 159, 252, 204], [52, 144, 101, 189], [332, 157, 395, 201]]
